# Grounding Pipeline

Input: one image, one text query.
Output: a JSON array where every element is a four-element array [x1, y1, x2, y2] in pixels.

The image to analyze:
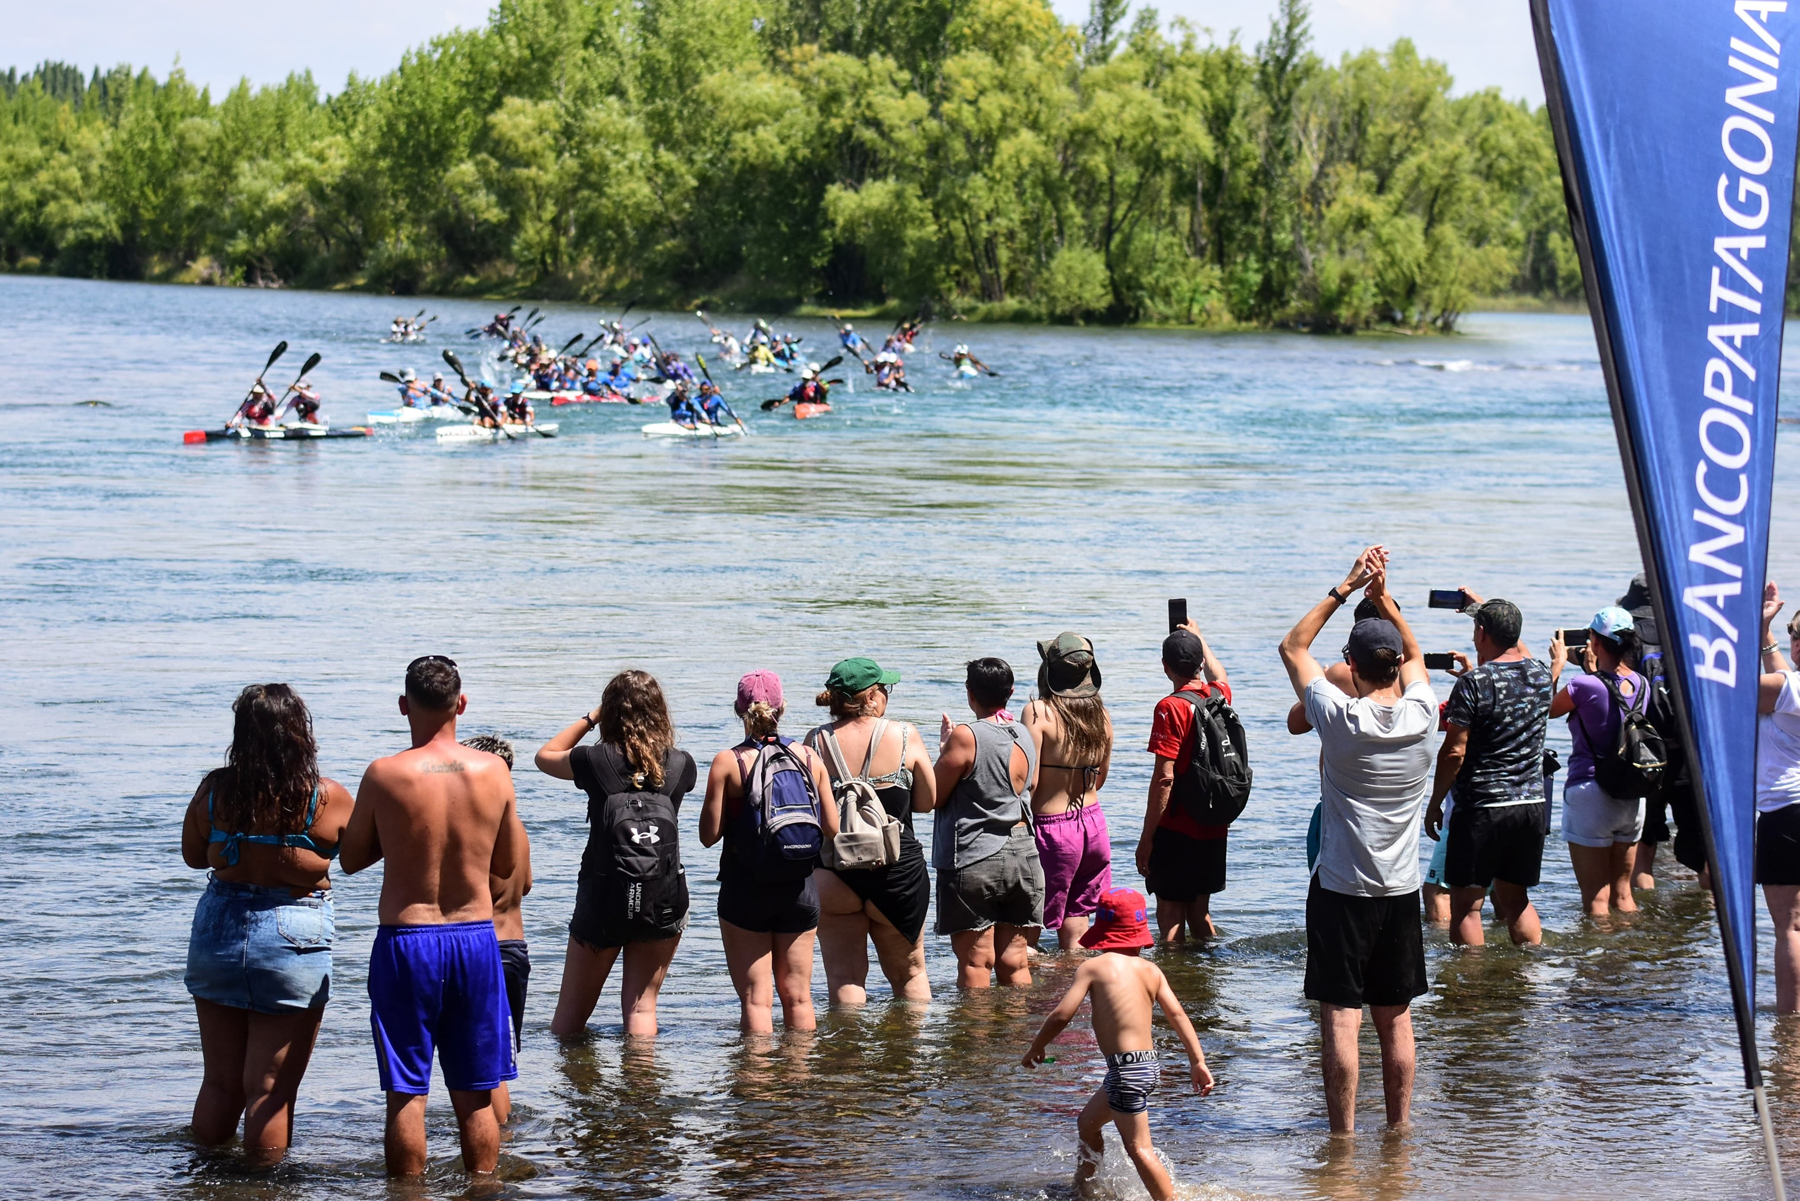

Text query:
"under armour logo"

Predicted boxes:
[[628, 827, 661, 844]]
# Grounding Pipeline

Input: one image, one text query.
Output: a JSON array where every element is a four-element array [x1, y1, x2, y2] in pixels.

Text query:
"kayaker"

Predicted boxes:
[[504, 381, 534, 426], [747, 341, 776, 369], [787, 364, 828, 411], [838, 322, 871, 356], [235, 383, 279, 428], [289, 379, 323, 425], [698, 381, 737, 427], [667, 381, 703, 429], [428, 372, 457, 407], [468, 377, 501, 428], [874, 353, 910, 392], [605, 358, 636, 393], [951, 344, 993, 375], [397, 369, 428, 408]]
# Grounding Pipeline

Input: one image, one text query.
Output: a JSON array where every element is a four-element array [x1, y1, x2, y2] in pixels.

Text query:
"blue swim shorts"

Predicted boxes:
[[186, 876, 333, 1014], [368, 921, 516, 1095]]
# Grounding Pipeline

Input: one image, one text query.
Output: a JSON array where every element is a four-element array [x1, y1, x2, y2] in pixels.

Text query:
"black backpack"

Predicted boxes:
[[1167, 689, 1253, 826], [582, 747, 689, 940], [1638, 650, 1690, 785], [1575, 671, 1667, 800]]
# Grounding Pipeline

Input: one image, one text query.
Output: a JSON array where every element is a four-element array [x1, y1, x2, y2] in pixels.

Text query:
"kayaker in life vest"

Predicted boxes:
[[428, 371, 457, 406], [874, 352, 910, 392], [397, 368, 427, 408], [697, 380, 737, 427], [747, 340, 775, 368], [950, 343, 993, 374], [469, 377, 501, 428], [786, 363, 828, 409], [236, 382, 279, 427], [667, 381, 703, 429], [483, 313, 512, 338], [838, 322, 871, 356], [662, 353, 695, 384], [504, 381, 534, 425], [288, 379, 323, 425]]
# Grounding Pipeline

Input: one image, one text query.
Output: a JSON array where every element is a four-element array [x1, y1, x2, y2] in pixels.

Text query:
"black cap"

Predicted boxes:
[[1618, 572, 1660, 646], [1162, 629, 1205, 678], [1346, 618, 1403, 670]]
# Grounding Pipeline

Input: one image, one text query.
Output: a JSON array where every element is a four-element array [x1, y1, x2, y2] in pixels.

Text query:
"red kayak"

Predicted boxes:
[[550, 392, 629, 406], [794, 402, 832, 420]]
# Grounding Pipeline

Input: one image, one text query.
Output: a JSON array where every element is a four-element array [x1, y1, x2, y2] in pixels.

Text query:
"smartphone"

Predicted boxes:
[[1558, 627, 1591, 649], [1423, 652, 1457, 670], [1428, 589, 1471, 610], [1168, 598, 1189, 632]]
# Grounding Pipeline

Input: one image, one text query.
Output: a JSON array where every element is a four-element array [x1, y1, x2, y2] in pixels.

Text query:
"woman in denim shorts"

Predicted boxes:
[[180, 684, 353, 1163]]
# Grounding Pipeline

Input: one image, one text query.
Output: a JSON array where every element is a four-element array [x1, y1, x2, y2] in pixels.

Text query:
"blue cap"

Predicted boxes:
[[509, 380, 525, 394], [479, 377, 494, 388], [1590, 605, 1636, 640]]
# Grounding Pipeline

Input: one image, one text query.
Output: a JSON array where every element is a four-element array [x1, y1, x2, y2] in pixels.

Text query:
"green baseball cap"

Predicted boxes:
[[826, 657, 901, 694]]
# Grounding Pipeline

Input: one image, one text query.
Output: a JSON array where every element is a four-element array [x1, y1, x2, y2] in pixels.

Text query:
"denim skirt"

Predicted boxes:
[[185, 875, 334, 1013]]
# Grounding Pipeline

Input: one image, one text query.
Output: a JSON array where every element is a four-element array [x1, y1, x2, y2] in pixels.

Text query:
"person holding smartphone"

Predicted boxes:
[[1423, 592, 1554, 946]]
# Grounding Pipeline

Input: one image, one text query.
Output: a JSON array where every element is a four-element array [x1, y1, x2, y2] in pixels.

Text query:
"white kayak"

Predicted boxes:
[[642, 421, 744, 439], [956, 362, 980, 377], [367, 405, 464, 425], [437, 422, 559, 442]]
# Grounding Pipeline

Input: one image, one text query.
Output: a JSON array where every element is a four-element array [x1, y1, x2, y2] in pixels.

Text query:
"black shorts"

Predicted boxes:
[[717, 871, 820, 935], [1756, 803, 1800, 885], [1443, 803, 1546, 889], [1304, 877, 1428, 1009], [497, 939, 529, 1051], [1641, 793, 1671, 844], [1147, 827, 1226, 902]]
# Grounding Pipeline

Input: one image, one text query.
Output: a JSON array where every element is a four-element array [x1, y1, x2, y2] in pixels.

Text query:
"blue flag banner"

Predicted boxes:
[[1532, 1, 1798, 1086]]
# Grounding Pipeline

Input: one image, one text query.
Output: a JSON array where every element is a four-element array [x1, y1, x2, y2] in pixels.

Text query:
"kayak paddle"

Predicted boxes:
[[227, 341, 288, 426], [443, 349, 516, 440]]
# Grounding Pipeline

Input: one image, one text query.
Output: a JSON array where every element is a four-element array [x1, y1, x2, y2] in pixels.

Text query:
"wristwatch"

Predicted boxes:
[[1328, 585, 1350, 605]]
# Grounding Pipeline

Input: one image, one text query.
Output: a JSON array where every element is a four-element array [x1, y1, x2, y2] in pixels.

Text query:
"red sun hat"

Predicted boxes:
[[1080, 887, 1154, 951]]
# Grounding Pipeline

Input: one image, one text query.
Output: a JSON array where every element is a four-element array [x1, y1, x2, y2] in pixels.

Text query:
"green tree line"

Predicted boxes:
[[1, 0, 1595, 329]]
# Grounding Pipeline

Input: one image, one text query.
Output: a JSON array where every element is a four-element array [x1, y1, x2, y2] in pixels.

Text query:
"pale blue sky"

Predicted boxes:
[[0, 0, 1541, 105]]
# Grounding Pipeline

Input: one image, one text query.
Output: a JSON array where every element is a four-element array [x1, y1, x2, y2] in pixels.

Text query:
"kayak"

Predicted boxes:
[[185, 424, 372, 443], [436, 422, 559, 443], [794, 402, 832, 420], [542, 391, 630, 406], [955, 362, 979, 377], [367, 405, 464, 424], [642, 421, 745, 439]]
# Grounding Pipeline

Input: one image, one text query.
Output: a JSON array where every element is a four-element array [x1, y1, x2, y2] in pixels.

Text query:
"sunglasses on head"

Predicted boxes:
[[408, 654, 459, 671]]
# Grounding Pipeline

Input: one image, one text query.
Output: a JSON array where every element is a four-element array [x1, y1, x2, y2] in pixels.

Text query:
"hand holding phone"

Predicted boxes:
[[1168, 598, 1188, 633], [1423, 652, 1457, 670], [1428, 589, 1471, 610], [1557, 627, 1591, 650]]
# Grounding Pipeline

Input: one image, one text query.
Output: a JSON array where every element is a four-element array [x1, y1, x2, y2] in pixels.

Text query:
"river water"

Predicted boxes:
[[5, 274, 1800, 1199]]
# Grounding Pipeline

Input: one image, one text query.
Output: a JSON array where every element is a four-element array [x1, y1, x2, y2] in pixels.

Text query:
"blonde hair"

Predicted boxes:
[[743, 700, 784, 739], [815, 684, 882, 720]]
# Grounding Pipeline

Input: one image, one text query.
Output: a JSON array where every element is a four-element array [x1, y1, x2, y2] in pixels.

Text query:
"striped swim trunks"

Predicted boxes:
[[1103, 1049, 1159, 1114]]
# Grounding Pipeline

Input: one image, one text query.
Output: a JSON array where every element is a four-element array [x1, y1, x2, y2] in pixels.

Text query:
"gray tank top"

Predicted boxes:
[[934, 719, 1039, 871]]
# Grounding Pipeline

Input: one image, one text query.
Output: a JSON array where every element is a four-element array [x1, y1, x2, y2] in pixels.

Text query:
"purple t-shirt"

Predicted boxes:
[[1564, 668, 1645, 784]]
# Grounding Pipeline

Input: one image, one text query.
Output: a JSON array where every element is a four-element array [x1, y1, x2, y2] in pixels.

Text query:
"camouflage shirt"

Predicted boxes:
[[1444, 658, 1552, 808]]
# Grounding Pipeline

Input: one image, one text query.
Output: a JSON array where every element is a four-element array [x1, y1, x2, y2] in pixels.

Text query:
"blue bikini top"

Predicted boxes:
[[208, 786, 339, 866]]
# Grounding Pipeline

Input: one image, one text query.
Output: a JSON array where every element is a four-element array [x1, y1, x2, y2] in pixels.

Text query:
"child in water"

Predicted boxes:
[[463, 734, 531, 1125], [1022, 888, 1212, 1200]]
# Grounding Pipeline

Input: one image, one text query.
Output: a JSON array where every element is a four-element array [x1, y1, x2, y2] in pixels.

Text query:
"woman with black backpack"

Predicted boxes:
[[700, 671, 838, 1033], [536, 670, 696, 1037], [1550, 607, 1650, 919]]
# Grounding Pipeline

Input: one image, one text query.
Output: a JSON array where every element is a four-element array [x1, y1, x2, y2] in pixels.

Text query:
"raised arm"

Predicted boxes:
[[1154, 969, 1214, 1094], [1363, 560, 1424, 688], [1281, 547, 1384, 699], [1181, 619, 1227, 686], [1023, 964, 1093, 1066], [1762, 582, 1790, 714], [535, 707, 600, 780]]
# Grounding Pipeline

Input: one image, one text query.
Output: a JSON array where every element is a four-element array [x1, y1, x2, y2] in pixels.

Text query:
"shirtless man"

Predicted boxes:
[[340, 655, 522, 1177], [1022, 888, 1212, 1201]]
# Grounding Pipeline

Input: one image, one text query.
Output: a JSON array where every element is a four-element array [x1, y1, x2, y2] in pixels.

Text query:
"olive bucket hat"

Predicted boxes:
[[1037, 632, 1101, 699]]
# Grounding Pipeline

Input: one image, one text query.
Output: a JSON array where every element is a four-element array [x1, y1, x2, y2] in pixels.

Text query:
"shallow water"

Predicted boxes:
[[5, 275, 1800, 1198]]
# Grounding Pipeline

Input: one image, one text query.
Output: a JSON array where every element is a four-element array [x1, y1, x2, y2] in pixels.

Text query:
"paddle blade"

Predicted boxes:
[[525, 307, 539, 322], [416, 308, 426, 318], [559, 334, 582, 355], [264, 341, 289, 372], [379, 371, 402, 384], [508, 304, 522, 315], [822, 355, 843, 371], [759, 397, 785, 410], [298, 352, 322, 377], [443, 349, 470, 384]]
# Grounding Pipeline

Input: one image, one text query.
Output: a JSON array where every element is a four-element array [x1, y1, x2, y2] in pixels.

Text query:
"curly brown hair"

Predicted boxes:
[[204, 684, 320, 835], [599, 670, 675, 786]]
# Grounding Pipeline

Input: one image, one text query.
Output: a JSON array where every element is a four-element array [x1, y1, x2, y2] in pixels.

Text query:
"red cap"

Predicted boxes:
[[1080, 888, 1154, 951], [735, 669, 784, 715]]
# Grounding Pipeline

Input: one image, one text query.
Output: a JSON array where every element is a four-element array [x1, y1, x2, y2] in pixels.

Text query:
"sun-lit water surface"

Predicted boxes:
[[5, 276, 1800, 1199]]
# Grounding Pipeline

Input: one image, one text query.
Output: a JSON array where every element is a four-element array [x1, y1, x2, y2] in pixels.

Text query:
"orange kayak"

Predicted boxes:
[[794, 402, 832, 420]]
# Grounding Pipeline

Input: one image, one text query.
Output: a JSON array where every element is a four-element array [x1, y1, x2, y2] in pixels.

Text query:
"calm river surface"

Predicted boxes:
[[8, 274, 1800, 1199]]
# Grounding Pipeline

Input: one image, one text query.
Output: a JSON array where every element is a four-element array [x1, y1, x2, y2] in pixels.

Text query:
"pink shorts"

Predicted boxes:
[[1034, 804, 1113, 930]]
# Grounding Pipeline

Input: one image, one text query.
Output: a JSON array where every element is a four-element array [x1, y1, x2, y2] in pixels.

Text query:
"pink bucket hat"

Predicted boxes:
[[735, 670, 784, 715]]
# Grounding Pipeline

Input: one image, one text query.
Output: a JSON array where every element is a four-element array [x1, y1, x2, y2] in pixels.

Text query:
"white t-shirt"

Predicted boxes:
[[1757, 671, 1800, 813], [1305, 676, 1437, 897]]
